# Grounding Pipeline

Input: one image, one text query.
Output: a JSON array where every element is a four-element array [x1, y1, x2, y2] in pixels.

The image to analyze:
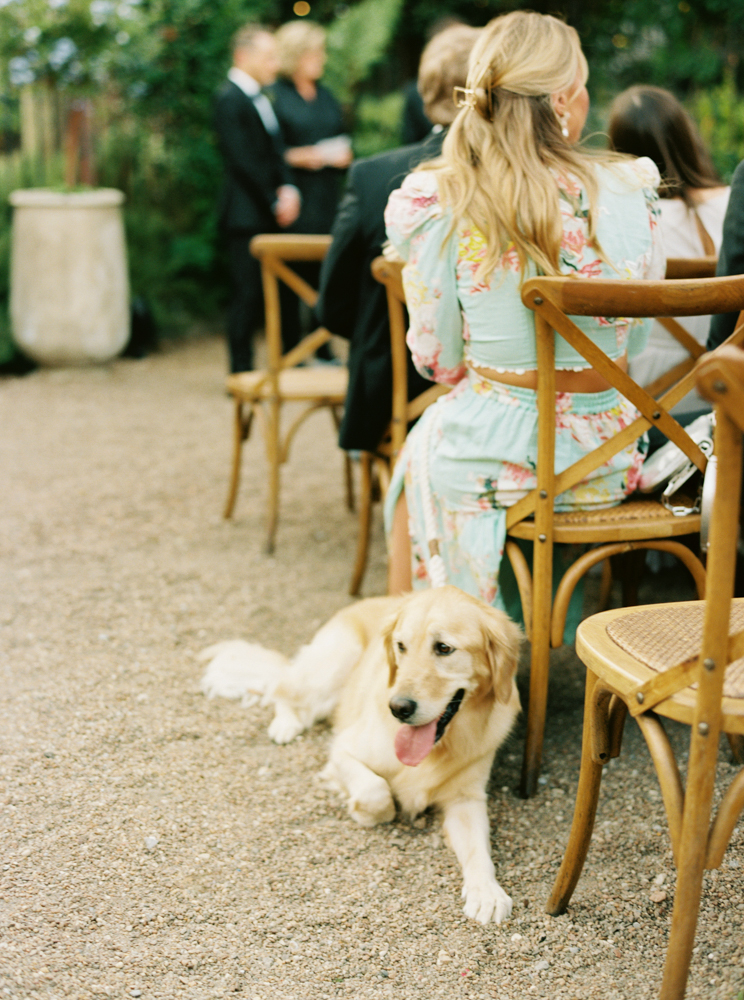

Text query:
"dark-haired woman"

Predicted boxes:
[[608, 85, 729, 413]]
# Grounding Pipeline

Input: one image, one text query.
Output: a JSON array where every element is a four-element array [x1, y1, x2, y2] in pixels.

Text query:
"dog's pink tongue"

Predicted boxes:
[[394, 719, 438, 766]]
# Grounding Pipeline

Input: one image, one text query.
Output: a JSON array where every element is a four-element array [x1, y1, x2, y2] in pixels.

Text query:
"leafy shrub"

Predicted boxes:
[[323, 0, 403, 106], [352, 91, 405, 159], [689, 75, 744, 183], [0, 0, 407, 360]]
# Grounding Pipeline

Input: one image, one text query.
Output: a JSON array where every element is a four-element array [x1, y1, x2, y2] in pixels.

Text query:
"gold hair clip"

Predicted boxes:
[[453, 86, 477, 110]]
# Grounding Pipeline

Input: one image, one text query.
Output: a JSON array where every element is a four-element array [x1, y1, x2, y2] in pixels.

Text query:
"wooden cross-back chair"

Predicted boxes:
[[348, 257, 716, 595], [547, 345, 744, 1000], [223, 234, 351, 553], [349, 256, 448, 596], [513, 272, 744, 798], [592, 257, 719, 648]]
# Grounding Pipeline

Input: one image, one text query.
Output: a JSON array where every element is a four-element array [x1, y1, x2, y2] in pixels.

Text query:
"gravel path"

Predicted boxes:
[[1, 333, 742, 1000]]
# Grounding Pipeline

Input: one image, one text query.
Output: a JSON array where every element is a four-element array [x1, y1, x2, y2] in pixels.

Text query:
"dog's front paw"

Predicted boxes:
[[461, 880, 512, 924], [348, 781, 396, 827], [267, 703, 304, 744]]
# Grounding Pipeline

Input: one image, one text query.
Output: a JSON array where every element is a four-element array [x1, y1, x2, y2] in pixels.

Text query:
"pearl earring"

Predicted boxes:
[[560, 112, 570, 138]]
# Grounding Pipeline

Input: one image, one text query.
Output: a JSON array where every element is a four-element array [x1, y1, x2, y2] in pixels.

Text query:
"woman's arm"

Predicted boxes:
[[284, 146, 326, 170], [627, 164, 666, 359], [385, 174, 467, 385]]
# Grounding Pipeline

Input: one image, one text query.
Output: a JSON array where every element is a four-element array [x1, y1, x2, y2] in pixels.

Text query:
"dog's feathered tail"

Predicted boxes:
[[199, 640, 288, 708], [198, 610, 369, 743]]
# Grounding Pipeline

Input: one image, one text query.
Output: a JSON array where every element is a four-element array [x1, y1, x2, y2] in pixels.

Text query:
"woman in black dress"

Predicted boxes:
[[271, 21, 351, 357], [272, 20, 351, 236]]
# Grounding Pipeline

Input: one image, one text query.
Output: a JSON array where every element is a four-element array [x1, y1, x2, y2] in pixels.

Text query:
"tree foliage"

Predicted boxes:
[[323, 0, 403, 105], [395, 0, 744, 99], [0, 0, 147, 89], [1, 0, 744, 358]]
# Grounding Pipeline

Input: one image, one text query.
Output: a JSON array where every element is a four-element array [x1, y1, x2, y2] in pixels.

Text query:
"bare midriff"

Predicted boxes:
[[472, 354, 628, 393]]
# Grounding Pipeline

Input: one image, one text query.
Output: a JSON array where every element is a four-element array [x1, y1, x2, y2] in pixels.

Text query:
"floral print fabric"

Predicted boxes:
[[384, 157, 664, 376], [382, 158, 664, 614], [392, 373, 646, 610]]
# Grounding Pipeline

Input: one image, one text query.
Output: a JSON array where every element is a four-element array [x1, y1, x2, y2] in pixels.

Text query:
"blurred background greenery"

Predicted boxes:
[[1, 0, 744, 366]]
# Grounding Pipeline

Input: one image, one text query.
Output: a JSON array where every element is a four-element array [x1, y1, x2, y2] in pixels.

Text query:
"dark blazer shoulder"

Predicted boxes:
[[214, 78, 264, 131], [348, 132, 445, 238], [216, 78, 251, 107], [709, 159, 744, 349]]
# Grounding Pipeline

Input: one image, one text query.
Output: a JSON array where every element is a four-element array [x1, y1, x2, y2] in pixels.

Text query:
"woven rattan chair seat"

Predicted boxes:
[[227, 366, 347, 401], [553, 495, 686, 526], [606, 602, 744, 699]]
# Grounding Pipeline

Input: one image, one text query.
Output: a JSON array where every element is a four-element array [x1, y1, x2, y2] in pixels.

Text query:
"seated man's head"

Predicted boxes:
[[418, 24, 481, 128], [232, 24, 279, 88]]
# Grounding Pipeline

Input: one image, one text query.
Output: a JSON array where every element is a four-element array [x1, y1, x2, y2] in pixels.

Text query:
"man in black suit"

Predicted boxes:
[[708, 159, 744, 351], [215, 25, 301, 373], [316, 24, 479, 452]]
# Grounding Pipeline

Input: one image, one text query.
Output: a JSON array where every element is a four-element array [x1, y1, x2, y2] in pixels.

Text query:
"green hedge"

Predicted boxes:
[[3, 0, 744, 369]]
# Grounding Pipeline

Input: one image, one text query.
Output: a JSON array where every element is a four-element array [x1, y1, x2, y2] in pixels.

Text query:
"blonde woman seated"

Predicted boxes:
[[383, 11, 664, 606]]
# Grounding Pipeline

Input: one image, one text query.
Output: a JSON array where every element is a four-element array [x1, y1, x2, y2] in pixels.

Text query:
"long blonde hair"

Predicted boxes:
[[425, 11, 614, 280], [275, 20, 325, 77]]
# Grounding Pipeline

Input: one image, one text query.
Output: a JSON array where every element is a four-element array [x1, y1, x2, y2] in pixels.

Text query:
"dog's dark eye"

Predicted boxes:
[[396, 641, 406, 654], [434, 641, 454, 656]]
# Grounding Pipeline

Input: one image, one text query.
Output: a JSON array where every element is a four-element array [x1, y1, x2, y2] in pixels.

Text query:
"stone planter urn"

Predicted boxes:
[[9, 188, 129, 365]]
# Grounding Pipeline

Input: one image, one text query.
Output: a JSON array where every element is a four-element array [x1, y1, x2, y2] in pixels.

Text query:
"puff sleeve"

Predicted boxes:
[[385, 172, 467, 385], [623, 158, 666, 359]]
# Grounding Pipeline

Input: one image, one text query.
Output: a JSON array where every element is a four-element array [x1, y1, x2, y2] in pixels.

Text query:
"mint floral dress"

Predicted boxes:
[[383, 157, 664, 613]]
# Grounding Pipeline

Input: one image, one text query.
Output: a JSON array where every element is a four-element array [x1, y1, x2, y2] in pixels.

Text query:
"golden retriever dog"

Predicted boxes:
[[200, 586, 522, 924]]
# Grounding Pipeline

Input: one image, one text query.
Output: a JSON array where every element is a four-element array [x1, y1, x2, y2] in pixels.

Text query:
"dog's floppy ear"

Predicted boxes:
[[381, 609, 400, 687], [481, 606, 523, 704]]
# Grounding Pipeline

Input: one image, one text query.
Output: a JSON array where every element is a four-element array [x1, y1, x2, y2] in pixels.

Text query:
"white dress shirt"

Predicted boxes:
[[228, 66, 280, 136]]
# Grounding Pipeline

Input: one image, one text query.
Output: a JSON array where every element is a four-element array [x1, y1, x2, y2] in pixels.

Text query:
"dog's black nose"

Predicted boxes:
[[389, 696, 417, 721]]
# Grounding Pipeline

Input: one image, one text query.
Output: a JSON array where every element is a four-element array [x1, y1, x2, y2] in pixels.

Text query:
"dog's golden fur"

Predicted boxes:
[[201, 585, 522, 924]]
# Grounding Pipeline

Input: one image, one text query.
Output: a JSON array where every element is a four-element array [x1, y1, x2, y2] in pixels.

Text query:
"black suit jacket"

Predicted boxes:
[[214, 79, 293, 233], [401, 81, 433, 146], [708, 159, 744, 350], [316, 131, 445, 451]]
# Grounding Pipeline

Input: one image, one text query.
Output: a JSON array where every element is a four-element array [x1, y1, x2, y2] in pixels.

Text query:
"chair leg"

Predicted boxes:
[[727, 732, 744, 764], [657, 695, 725, 1000], [611, 548, 647, 608], [223, 399, 250, 519], [330, 404, 355, 512], [265, 398, 281, 554], [546, 668, 606, 915], [519, 533, 553, 798], [658, 802, 714, 999], [349, 452, 373, 597], [344, 451, 355, 513], [598, 559, 613, 611], [520, 631, 549, 798]]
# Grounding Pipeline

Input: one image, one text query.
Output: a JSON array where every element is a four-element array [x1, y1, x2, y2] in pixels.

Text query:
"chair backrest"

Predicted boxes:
[[249, 233, 333, 373], [665, 257, 717, 280], [510, 273, 744, 535], [370, 256, 448, 460], [643, 256, 720, 397]]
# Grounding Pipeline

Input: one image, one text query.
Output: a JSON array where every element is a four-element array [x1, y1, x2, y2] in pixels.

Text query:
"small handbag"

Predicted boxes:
[[637, 412, 715, 515]]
